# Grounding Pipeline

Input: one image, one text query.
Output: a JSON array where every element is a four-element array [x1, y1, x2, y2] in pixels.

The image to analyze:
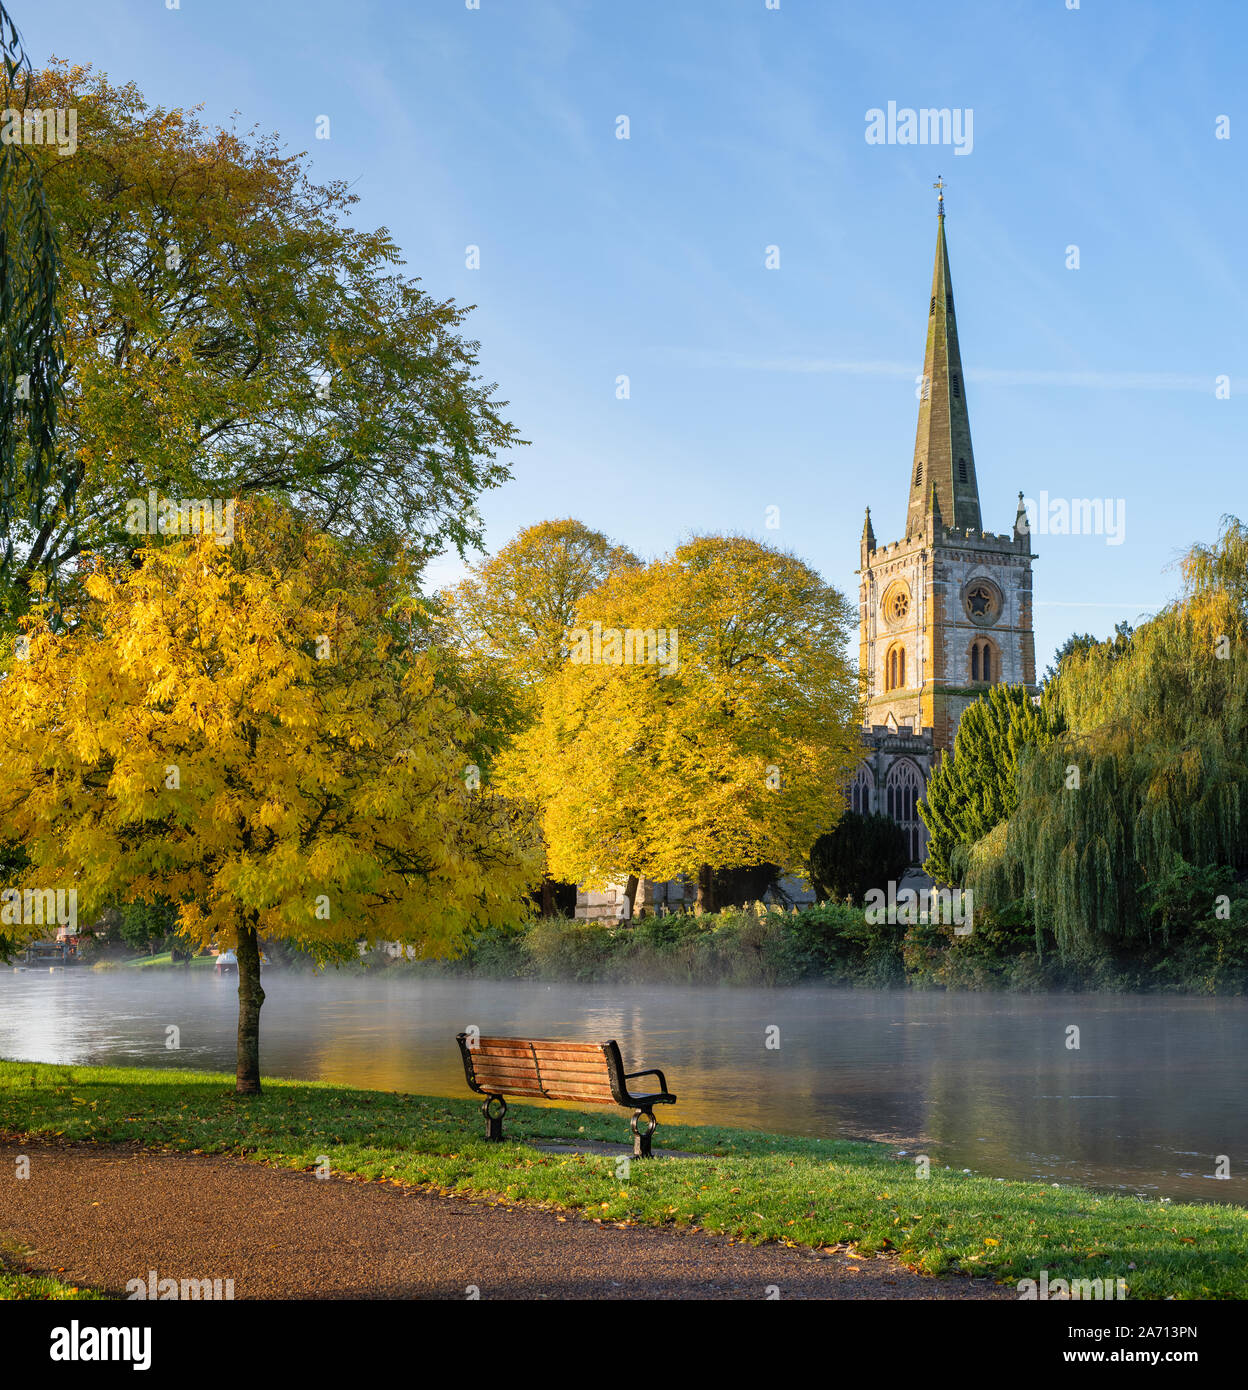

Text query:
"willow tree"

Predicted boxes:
[[966, 518, 1248, 959], [504, 536, 862, 913], [0, 503, 540, 1091], [0, 9, 66, 609]]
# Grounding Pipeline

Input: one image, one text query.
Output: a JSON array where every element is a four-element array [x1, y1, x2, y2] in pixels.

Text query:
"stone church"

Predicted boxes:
[[853, 189, 1038, 867], [576, 192, 1038, 918]]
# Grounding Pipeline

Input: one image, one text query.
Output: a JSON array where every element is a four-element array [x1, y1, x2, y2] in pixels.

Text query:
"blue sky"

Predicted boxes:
[[30, 0, 1247, 670]]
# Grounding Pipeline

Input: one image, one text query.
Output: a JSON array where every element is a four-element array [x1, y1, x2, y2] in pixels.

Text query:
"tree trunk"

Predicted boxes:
[[540, 877, 554, 918], [622, 875, 639, 922], [695, 865, 716, 915], [235, 919, 265, 1095]]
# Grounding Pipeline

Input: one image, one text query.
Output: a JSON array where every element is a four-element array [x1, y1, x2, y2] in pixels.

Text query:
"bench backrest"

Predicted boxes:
[[457, 1035, 627, 1106]]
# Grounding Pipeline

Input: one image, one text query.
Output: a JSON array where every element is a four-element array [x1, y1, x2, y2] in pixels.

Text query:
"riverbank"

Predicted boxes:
[[54, 896, 1248, 992], [1, 1061, 1243, 1299], [347, 904, 1248, 994]]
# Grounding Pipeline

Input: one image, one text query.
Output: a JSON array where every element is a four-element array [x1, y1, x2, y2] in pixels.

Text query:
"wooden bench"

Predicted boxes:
[[455, 1034, 677, 1157]]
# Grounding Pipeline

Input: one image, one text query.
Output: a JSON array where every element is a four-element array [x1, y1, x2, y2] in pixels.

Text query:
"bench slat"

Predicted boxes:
[[469, 1058, 608, 1079], [478, 1082, 615, 1103], [473, 1056, 606, 1071], [474, 1041, 606, 1061], [469, 1073, 611, 1095]]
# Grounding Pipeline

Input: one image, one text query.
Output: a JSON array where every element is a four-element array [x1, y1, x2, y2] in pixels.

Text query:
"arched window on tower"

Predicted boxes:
[[914, 461, 923, 489], [885, 760, 927, 863], [884, 644, 906, 692], [971, 639, 996, 684]]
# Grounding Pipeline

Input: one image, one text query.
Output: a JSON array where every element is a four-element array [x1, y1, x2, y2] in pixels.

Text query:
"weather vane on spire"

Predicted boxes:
[[933, 175, 946, 215]]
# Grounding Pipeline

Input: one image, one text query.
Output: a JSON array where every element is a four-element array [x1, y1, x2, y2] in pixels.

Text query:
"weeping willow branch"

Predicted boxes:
[[0, 2, 69, 609], [965, 518, 1248, 960]]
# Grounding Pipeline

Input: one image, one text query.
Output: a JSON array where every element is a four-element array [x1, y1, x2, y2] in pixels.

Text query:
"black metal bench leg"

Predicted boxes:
[[482, 1094, 507, 1141], [631, 1109, 656, 1158]]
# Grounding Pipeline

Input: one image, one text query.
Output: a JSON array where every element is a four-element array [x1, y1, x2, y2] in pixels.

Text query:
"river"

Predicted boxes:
[[1, 969, 1244, 1204]]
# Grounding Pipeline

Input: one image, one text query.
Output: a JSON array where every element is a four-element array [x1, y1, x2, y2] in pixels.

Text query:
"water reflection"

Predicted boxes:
[[1, 970, 1244, 1204]]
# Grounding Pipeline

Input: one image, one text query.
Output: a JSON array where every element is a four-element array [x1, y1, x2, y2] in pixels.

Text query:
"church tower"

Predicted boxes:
[[853, 184, 1038, 861]]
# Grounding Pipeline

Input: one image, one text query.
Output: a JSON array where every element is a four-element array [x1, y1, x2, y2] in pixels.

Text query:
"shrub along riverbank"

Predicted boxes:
[[76, 890, 1248, 993], [1, 1060, 1245, 1299], [367, 898, 1248, 994]]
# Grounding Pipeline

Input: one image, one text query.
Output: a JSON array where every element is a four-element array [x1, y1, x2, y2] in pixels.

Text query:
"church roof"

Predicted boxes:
[[905, 195, 982, 535]]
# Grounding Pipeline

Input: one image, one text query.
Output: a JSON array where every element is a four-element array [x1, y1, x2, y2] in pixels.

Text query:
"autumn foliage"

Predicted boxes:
[[0, 504, 540, 1085], [502, 536, 861, 902]]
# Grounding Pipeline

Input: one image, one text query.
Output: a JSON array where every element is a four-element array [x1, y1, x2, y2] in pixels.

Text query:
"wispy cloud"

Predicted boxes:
[[1035, 601, 1163, 610], [654, 348, 1218, 393]]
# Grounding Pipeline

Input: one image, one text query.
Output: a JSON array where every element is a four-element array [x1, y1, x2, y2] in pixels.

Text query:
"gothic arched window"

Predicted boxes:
[[885, 760, 926, 863], [971, 639, 996, 684], [849, 764, 873, 816]]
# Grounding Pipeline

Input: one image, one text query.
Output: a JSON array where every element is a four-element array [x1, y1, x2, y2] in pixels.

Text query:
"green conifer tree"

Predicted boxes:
[[919, 683, 1063, 886]]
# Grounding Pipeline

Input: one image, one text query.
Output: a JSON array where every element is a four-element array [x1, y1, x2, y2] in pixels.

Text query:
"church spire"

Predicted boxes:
[[905, 183, 982, 536]]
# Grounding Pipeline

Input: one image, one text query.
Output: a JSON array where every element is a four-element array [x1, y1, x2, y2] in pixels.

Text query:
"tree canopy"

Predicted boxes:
[[503, 535, 861, 900], [809, 812, 910, 905], [1043, 621, 1134, 684], [443, 518, 638, 688], [4, 63, 522, 614], [0, 502, 540, 1087], [919, 683, 1063, 886], [964, 517, 1248, 959]]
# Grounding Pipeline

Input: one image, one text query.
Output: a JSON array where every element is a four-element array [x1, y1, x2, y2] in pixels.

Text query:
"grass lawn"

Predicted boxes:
[[0, 1238, 104, 1300], [1, 1059, 1244, 1299], [117, 952, 217, 970]]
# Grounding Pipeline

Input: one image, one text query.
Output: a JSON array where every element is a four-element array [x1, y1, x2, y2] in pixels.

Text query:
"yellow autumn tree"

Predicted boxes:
[[0, 504, 540, 1091], [442, 518, 639, 698], [440, 517, 638, 910], [502, 536, 862, 912]]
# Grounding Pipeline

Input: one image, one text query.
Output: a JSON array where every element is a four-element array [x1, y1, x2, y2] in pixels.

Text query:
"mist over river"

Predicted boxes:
[[2, 969, 1244, 1204]]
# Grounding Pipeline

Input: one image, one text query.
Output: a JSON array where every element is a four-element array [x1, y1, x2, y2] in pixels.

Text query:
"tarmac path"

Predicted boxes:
[[0, 1140, 1011, 1301]]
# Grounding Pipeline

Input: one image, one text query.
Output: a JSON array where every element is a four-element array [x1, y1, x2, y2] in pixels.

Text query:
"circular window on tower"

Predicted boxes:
[[881, 581, 911, 627], [963, 577, 1003, 626]]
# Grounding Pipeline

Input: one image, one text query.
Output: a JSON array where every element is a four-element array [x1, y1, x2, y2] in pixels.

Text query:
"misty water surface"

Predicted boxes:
[[1, 969, 1244, 1204]]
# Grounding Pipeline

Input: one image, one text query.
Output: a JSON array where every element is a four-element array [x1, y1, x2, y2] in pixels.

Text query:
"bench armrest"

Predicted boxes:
[[625, 1068, 669, 1094]]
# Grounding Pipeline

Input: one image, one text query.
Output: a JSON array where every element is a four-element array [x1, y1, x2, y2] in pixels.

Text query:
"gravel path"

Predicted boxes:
[[1, 1141, 1011, 1301]]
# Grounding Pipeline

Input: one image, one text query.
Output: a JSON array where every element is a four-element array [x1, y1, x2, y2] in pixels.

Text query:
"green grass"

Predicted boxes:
[[120, 952, 216, 970], [0, 1272, 103, 1300], [1, 1059, 1244, 1299], [0, 1239, 103, 1301]]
